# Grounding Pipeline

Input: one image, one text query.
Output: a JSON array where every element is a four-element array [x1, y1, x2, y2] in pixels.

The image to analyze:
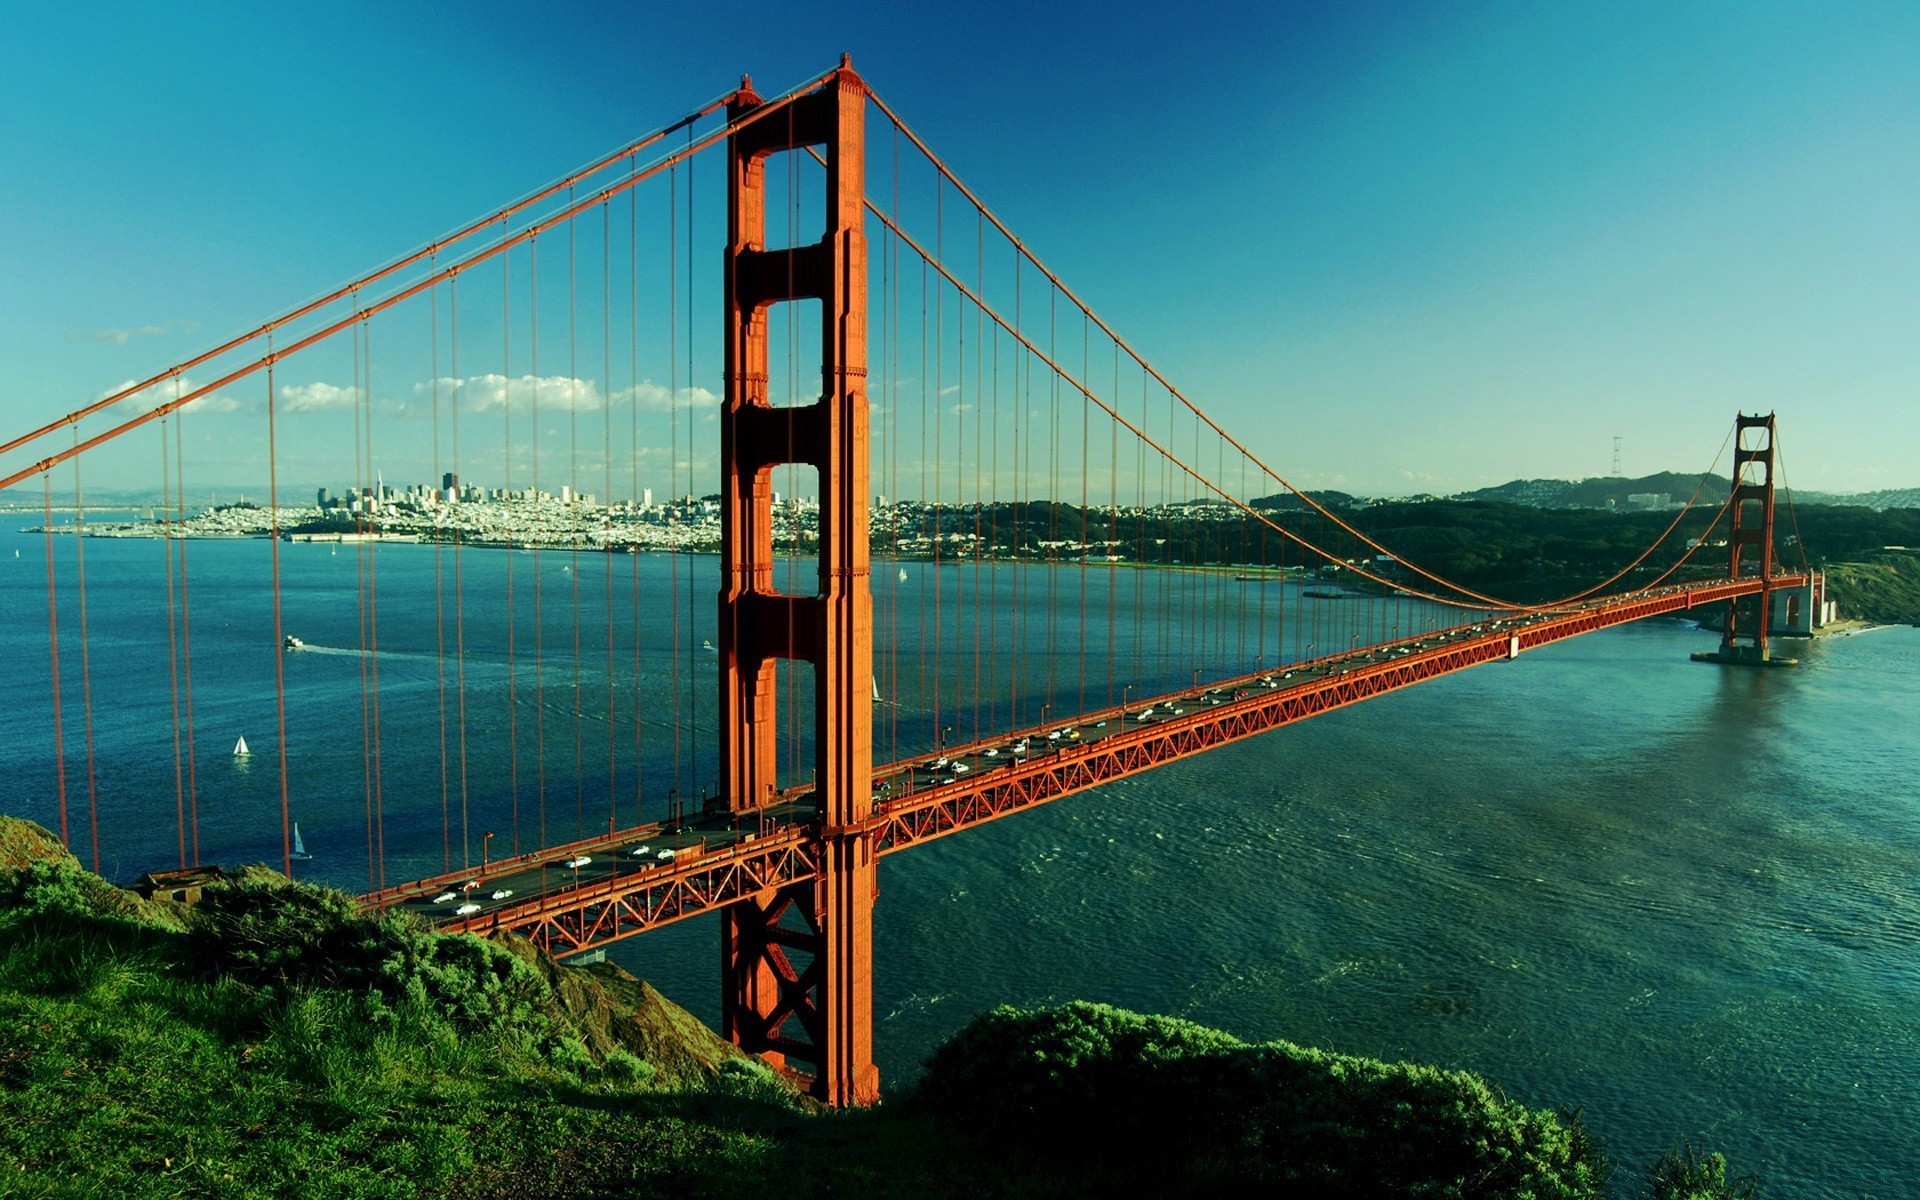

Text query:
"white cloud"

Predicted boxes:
[[417, 373, 607, 414], [938, 384, 961, 397], [102, 375, 242, 416], [614, 380, 721, 412], [279, 381, 361, 413]]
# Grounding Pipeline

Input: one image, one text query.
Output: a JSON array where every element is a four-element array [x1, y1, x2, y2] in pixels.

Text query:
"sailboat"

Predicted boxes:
[[290, 824, 313, 861], [871, 674, 882, 703], [233, 736, 250, 757], [898, 567, 908, 583]]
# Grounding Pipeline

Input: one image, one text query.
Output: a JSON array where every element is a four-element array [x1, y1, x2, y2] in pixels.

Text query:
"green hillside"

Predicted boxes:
[[0, 817, 1758, 1199]]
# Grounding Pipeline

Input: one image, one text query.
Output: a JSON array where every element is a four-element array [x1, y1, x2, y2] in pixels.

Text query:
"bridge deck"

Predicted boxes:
[[367, 575, 1803, 955]]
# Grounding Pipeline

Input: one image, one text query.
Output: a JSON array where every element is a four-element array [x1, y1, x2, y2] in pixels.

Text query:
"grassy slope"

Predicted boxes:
[[0, 819, 1749, 1199], [1822, 553, 1920, 625]]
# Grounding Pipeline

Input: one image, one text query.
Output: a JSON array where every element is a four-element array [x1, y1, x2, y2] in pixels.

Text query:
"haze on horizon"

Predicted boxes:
[[2, 1, 1915, 497]]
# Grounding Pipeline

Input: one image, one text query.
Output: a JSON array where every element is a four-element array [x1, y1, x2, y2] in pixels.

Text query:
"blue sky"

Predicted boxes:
[[3, 1, 1916, 495]]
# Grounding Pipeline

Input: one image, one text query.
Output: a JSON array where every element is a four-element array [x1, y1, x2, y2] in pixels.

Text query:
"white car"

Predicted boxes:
[[952, 762, 970, 774], [656, 848, 677, 861], [984, 747, 999, 757], [455, 902, 482, 916], [491, 888, 514, 901], [628, 844, 650, 857], [563, 855, 592, 869], [431, 891, 458, 904]]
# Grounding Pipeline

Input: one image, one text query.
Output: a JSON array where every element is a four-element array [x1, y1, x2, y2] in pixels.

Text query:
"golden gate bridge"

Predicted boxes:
[[0, 59, 1815, 1105]]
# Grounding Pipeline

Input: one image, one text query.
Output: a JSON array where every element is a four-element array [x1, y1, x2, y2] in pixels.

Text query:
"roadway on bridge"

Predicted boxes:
[[387, 602, 1594, 934]]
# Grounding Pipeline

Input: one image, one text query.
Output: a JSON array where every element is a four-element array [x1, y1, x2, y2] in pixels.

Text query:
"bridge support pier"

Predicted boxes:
[[716, 59, 878, 1106]]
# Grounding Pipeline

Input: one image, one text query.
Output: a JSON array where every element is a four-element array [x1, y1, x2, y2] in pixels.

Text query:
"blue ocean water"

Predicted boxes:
[[1, 526, 1914, 1196]]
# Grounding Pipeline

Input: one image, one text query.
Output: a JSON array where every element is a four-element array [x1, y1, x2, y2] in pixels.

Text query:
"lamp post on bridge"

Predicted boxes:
[[481, 831, 495, 877]]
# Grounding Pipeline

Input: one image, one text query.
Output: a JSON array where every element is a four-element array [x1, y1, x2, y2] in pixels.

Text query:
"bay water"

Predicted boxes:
[[1, 527, 1913, 1196]]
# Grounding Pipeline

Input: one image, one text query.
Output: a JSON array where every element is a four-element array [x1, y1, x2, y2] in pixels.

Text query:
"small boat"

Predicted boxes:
[[233, 736, 250, 757], [898, 567, 909, 583], [871, 674, 882, 703], [290, 823, 313, 861], [283, 635, 305, 651]]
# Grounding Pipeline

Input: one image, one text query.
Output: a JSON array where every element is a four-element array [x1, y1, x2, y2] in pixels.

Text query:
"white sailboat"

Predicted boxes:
[[233, 736, 250, 757], [871, 674, 882, 703], [290, 823, 313, 861], [898, 567, 908, 583]]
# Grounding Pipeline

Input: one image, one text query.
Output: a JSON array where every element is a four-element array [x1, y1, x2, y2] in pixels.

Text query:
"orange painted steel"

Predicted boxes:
[[1722, 413, 1779, 660], [407, 573, 1804, 968], [716, 57, 877, 1107]]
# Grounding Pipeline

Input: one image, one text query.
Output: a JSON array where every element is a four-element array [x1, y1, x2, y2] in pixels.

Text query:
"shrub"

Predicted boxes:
[[188, 876, 553, 1053], [187, 875, 362, 987], [918, 1001, 1607, 1199], [1647, 1142, 1758, 1200]]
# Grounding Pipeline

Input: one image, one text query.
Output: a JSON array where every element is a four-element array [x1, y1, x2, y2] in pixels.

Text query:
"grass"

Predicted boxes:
[[0, 820, 1765, 1199]]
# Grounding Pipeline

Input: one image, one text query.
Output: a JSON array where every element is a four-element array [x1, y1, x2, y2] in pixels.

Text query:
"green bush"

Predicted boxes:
[[186, 875, 557, 1058], [188, 874, 363, 986], [1647, 1142, 1758, 1200], [919, 1001, 1607, 1199]]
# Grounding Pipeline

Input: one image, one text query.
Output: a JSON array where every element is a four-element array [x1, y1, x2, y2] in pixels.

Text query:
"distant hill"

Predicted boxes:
[[1450, 473, 1920, 512], [1795, 486, 1920, 511], [1249, 489, 1360, 512], [1451, 472, 1730, 510]]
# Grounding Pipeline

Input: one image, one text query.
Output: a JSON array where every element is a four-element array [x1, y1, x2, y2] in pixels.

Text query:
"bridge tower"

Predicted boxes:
[[716, 59, 878, 1106], [1720, 412, 1778, 662]]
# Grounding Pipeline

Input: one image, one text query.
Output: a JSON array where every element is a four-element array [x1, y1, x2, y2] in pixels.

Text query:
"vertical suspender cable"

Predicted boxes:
[[602, 200, 617, 832], [453, 277, 472, 868], [162, 416, 186, 867], [366, 320, 387, 890], [177, 412, 200, 863], [669, 159, 682, 805], [41, 476, 68, 847], [355, 313, 374, 888], [569, 207, 585, 836], [267, 348, 293, 875], [432, 276, 451, 872], [531, 236, 547, 849], [504, 227, 521, 857], [71, 446, 101, 872]]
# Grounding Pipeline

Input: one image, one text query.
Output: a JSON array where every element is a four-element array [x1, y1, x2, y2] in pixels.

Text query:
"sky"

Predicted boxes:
[[2, 0, 1916, 497]]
